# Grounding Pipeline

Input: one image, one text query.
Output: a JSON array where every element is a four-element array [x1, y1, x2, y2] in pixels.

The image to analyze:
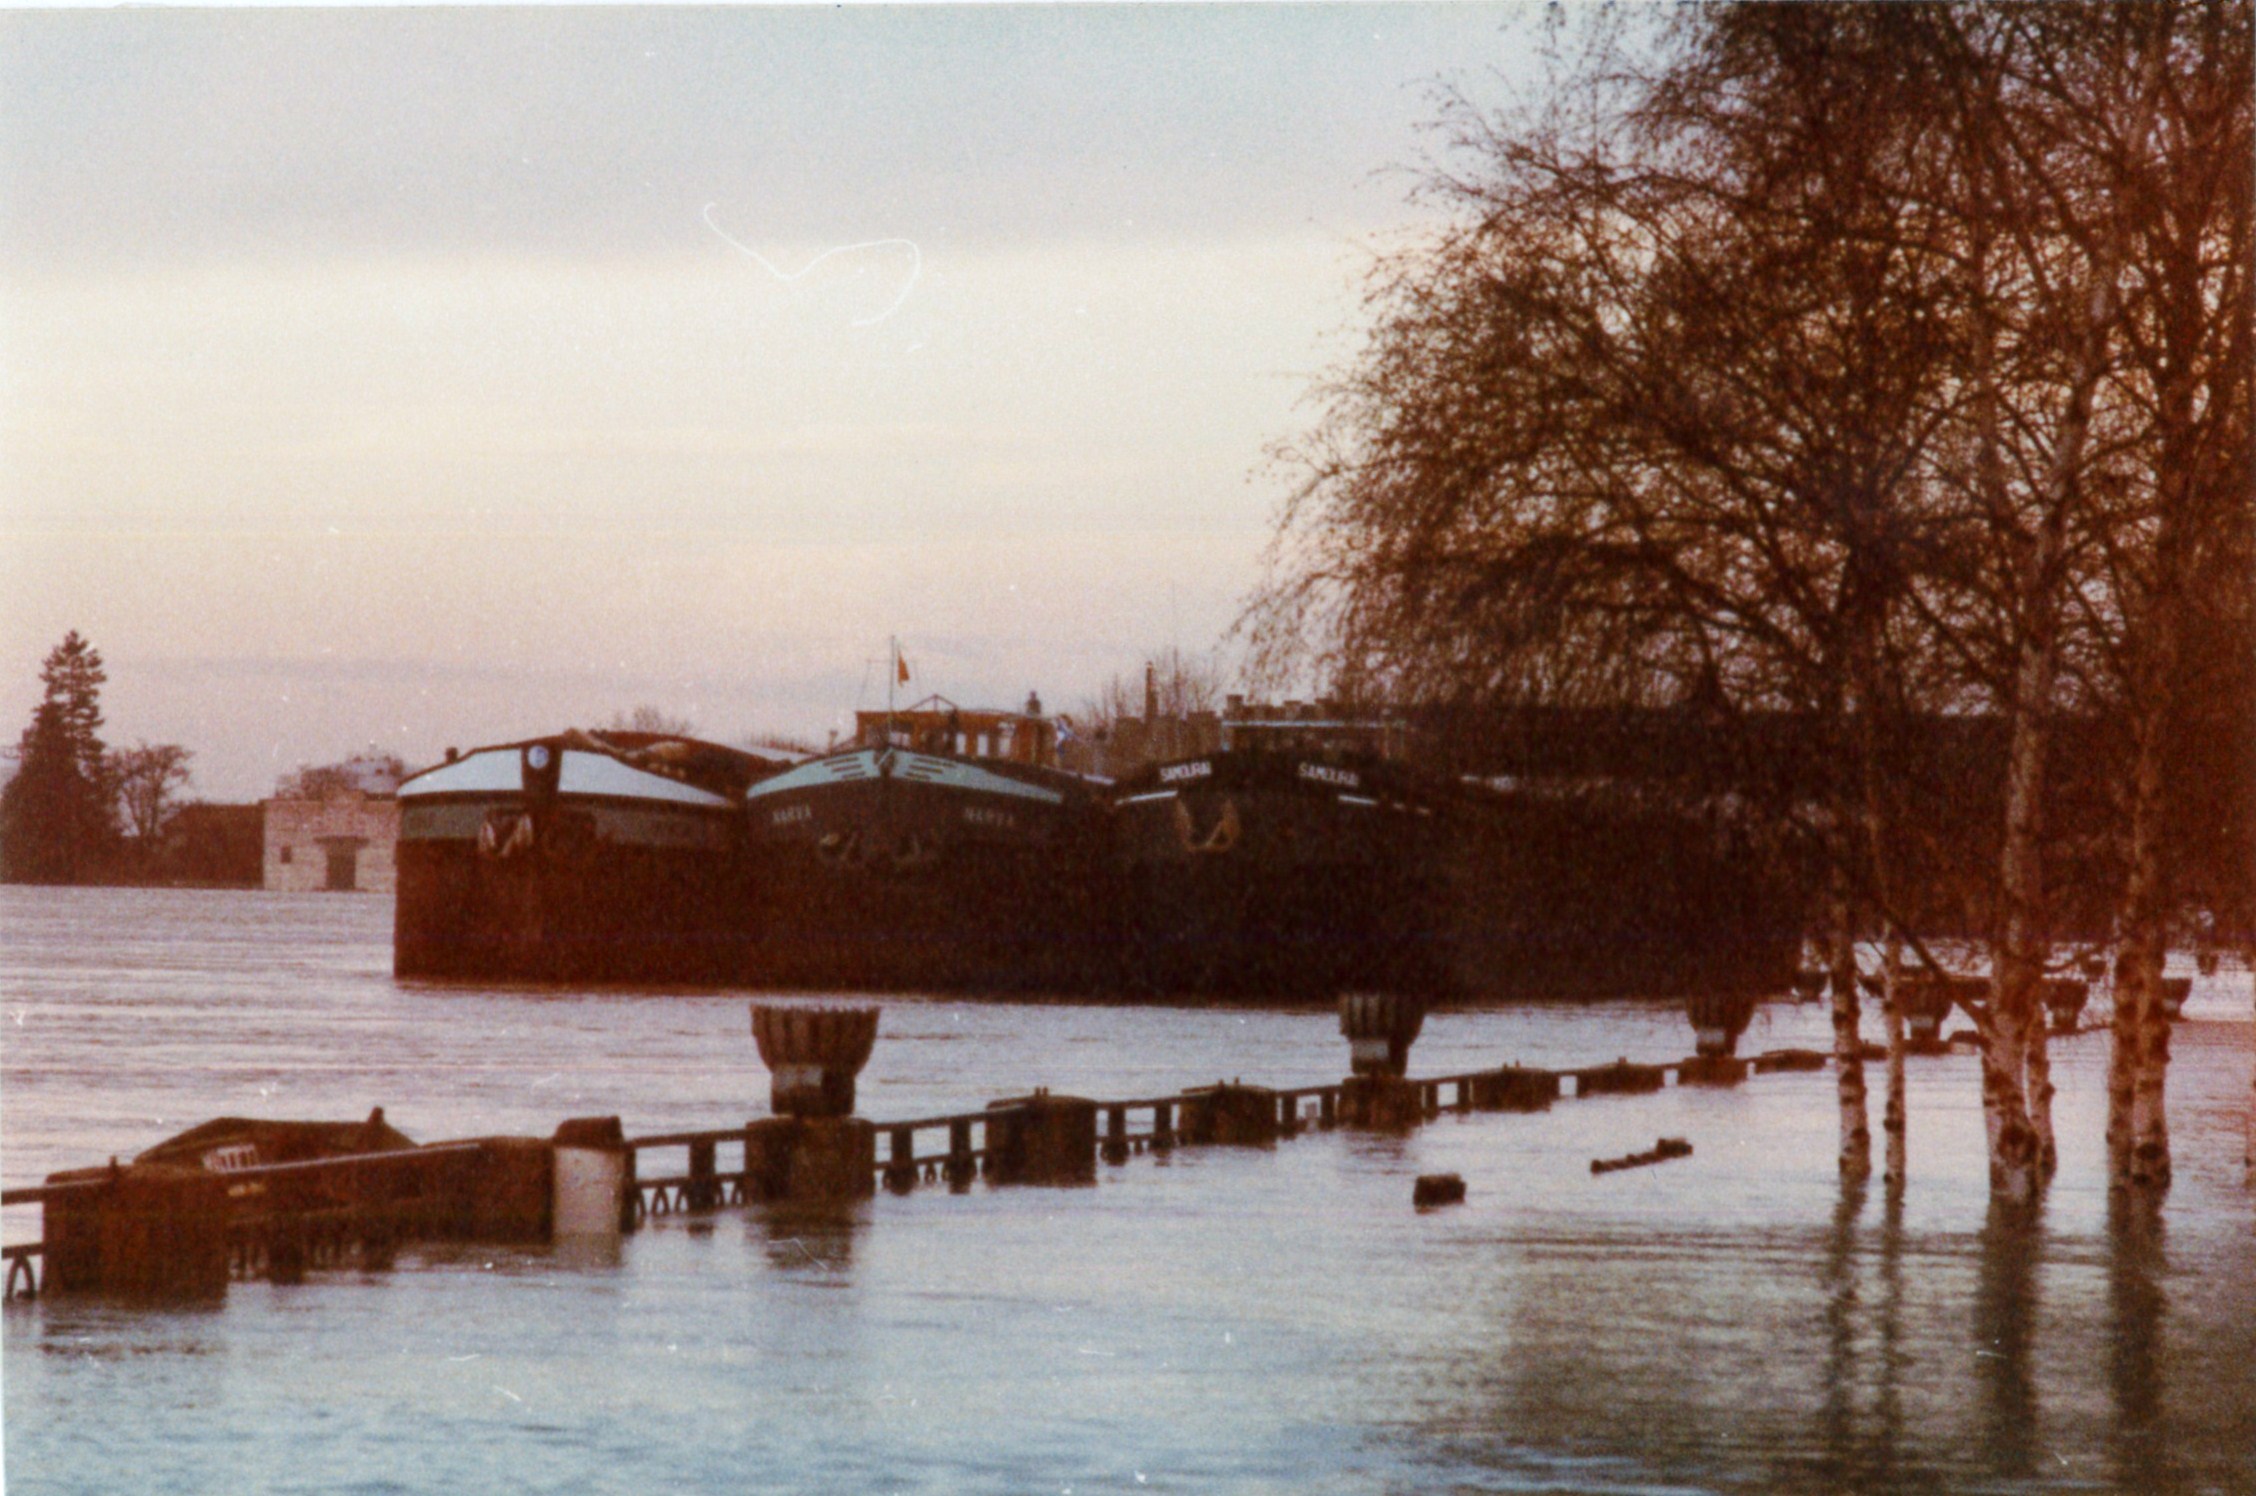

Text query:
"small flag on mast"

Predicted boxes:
[[897, 651, 911, 685]]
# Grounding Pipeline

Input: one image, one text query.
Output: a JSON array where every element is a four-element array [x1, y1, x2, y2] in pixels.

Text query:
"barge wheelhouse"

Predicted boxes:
[[394, 732, 779, 983]]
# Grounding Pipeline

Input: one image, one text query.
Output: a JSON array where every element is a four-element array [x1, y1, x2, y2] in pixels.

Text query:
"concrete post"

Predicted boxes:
[[751, 1004, 879, 1117], [551, 1116, 628, 1239]]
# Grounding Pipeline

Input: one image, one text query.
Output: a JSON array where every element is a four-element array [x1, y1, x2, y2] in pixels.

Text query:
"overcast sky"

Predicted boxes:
[[2, 4, 1540, 800]]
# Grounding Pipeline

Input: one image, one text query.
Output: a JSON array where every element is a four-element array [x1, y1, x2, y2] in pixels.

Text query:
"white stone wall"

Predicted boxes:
[[261, 794, 400, 893]]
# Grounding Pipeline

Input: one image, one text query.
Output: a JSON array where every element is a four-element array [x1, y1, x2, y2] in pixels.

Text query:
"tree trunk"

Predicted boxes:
[[1881, 932, 1907, 1188], [1990, 625, 2060, 1204], [2110, 614, 2180, 1189], [1828, 867, 1872, 1181]]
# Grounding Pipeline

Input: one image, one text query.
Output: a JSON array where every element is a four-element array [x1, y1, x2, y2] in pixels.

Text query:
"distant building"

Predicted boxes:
[[854, 695, 1062, 766], [263, 754, 404, 893]]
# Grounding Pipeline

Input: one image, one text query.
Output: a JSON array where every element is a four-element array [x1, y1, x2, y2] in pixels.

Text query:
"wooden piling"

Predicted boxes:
[[945, 1118, 977, 1189], [1150, 1101, 1175, 1152], [1412, 1173, 1466, 1208], [42, 1165, 231, 1297], [442, 1138, 553, 1244], [1102, 1106, 1130, 1165], [1339, 1074, 1424, 1129], [688, 1138, 719, 1211], [884, 1126, 918, 1193], [986, 1093, 1098, 1186], [1677, 1054, 1749, 1087], [1572, 1060, 1666, 1097], [743, 1116, 874, 1202], [1181, 1083, 1277, 1146], [1468, 1066, 1559, 1111]]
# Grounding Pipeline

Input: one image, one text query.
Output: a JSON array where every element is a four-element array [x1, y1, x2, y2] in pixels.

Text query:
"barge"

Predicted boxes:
[[393, 731, 782, 983], [1112, 749, 1458, 999], [740, 698, 1116, 992]]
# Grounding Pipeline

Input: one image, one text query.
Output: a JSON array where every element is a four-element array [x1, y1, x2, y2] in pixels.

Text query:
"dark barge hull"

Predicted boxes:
[[394, 737, 761, 984], [742, 748, 1113, 993], [1446, 789, 1801, 1000], [1113, 752, 1457, 1001]]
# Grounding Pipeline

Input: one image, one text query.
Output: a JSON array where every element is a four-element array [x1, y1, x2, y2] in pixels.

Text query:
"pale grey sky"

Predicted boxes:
[[2, 4, 1540, 799]]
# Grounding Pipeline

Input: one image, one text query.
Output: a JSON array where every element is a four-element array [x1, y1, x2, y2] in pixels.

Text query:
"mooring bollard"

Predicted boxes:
[[986, 1090, 1098, 1186], [741, 1002, 881, 1204], [2161, 976, 2193, 1020], [1339, 993, 1425, 1077], [552, 1116, 628, 1239], [1793, 969, 1826, 1003], [1468, 1066, 1559, 1111], [1684, 990, 1758, 1058], [1338, 993, 1429, 1129], [751, 1004, 880, 1117], [2042, 979, 2090, 1033]]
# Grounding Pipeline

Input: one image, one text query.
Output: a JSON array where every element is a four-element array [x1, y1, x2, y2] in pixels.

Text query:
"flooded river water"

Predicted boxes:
[[5, 887, 2253, 1493]]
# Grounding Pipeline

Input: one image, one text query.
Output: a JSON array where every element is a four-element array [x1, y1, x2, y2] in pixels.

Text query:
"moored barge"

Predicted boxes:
[[394, 731, 781, 983], [1112, 748, 1459, 999], [740, 698, 1114, 992]]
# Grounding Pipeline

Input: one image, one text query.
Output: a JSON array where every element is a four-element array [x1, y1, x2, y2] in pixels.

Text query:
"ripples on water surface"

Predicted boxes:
[[4, 888, 2253, 1494]]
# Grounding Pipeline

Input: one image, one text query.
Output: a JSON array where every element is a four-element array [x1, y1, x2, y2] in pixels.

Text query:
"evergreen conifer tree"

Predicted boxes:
[[1, 632, 119, 883]]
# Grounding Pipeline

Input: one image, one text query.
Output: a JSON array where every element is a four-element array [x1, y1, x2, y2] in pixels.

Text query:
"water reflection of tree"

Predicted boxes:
[[2107, 1188, 2174, 1492], [1972, 1198, 2043, 1480]]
